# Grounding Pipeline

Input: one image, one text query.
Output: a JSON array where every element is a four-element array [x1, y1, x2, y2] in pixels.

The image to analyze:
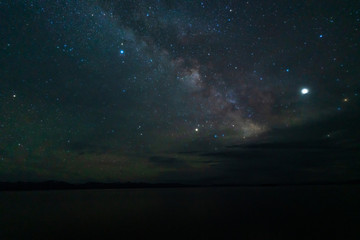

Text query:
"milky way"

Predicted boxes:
[[1, 0, 359, 183]]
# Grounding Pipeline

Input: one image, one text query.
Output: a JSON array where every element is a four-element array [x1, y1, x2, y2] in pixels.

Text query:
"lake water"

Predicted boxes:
[[1, 186, 360, 239]]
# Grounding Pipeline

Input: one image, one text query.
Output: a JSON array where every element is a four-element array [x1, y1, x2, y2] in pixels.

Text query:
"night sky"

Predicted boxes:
[[1, 0, 360, 183]]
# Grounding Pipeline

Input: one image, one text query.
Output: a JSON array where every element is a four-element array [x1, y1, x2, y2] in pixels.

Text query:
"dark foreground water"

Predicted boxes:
[[1, 186, 360, 239]]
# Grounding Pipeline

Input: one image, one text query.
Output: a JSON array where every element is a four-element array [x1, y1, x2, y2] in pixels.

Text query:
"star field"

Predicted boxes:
[[0, 0, 359, 183]]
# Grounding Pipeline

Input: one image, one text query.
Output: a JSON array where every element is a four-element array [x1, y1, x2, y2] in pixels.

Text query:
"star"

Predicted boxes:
[[301, 88, 309, 95]]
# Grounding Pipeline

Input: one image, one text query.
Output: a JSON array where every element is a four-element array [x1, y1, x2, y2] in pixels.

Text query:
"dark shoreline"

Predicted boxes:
[[1, 180, 360, 192]]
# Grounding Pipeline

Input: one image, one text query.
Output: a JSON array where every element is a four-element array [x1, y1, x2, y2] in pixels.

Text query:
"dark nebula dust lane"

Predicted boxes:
[[0, 0, 359, 183]]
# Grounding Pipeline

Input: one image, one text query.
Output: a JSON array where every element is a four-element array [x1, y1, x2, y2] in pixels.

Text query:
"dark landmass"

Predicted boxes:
[[0, 181, 192, 191], [1, 180, 360, 191]]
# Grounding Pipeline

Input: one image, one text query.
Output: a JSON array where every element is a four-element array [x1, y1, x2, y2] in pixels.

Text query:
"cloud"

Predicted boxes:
[[148, 156, 189, 168], [189, 110, 360, 184]]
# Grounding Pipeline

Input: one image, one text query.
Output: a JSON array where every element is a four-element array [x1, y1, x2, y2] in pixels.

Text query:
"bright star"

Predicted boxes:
[[120, 50, 125, 54], [195, 128, 199, 132], [301, 88, 309, 95]]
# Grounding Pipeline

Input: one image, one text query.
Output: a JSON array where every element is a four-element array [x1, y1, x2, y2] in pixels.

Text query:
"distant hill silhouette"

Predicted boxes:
[[0, 181, 193, 191], [1, 180, 360, 191]]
